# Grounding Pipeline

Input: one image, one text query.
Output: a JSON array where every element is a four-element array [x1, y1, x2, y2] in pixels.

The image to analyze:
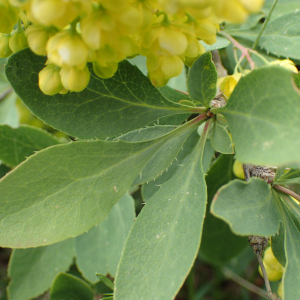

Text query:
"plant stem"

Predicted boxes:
[[273, 184, 300, 203], [252, 0, 279, 50], [220, 31, 255, 70], [256, 254, 272, 294], [222, 267, 268, 299]]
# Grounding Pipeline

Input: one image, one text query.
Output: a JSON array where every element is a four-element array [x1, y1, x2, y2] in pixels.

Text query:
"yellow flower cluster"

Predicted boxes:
[[0, 0, 264, 95]]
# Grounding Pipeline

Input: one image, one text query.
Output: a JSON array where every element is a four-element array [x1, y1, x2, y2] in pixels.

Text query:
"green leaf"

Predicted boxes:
[[115, 125, 177, 142], [211, 178, 281, 236], [200, 36, 230, 51], [210, 122, 234, 154], [263, 0, 300, 20], [75, 193, 135, 282], [0, 92, 18, 128], [0, 125, 60, 167], [0, 119, 200, 247], [114, 121, 211, 300], [227, 11, 300, 60], [50, 273, 93, 300], [141, 133, 214, 202], [271, 222, 286, 266], [188, 52, 217, 107], [95, 274, 114, 290], [6, 49, 193, 139], [7, 239, 74, 300], [273, 169, 300, 185], [212, 66, 300, 166], [278, 197, 300, 300], [200, 155, 248, 264]]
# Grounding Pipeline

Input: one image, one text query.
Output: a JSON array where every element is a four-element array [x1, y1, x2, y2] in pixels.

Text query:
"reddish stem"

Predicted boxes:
[[220, 31, 255, 70]]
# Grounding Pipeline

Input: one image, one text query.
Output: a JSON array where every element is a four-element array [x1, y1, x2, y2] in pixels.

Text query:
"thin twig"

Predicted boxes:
[[174, 89, 189, 96], [220, 31, 255, 70], [222, 267, 268, 299], [256, 254, 272, 294], [252, 0, 279, 50], [273, 184, 300, 203]]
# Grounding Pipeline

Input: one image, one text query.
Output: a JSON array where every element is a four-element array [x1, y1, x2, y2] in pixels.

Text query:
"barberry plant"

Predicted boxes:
[[0, 0, 300, 299]]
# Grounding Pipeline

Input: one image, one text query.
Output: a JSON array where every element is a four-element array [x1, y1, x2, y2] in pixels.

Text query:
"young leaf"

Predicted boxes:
[[114, 120, 212, 300], [75, 193, 135, 282], [5, 49, 195, 139], [0, 119, 200, 247], [95, 274, 114, 290], [273, 169, 300, 185], [200, 155, 248, 263], [50, 273, 93, 300], [200, 36, 230, 51], [211, 178, 281, 236], [0, 125, 60, 167], [210, 122, 234, 154], [227, 11, 300, 60], [188, 52, 218, 107], [7, 239, 75, 300], [212, 66, 300, 166]]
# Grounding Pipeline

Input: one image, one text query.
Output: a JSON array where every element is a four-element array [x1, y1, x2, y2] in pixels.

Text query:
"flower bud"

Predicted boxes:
[[160, 55, 183, 78], [80, 11, 102, 50], [158, 27, 188, 56], [0, 34, 13, 57], [218, 73, 242, 99], [38, 64, 64, 95], [270, 59, 298, 73], [60, 65, 90, 92], [9, 30, 28, 53], [0, 0, 19, 33], [26, 24, 55, 56], [92, 60, 118, 79], [30, 0, 84, 29], [233, 160, 245, 179], [47, 31, 89, 69]]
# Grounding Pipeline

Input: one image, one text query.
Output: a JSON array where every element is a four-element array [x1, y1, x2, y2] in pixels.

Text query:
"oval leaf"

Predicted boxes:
[[211, 178, 281, 236], [188, 52, 217, 107], [213, 66, 300, 166]]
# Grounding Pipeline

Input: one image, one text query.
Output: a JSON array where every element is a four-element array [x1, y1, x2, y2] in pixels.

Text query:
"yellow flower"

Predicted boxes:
[[194, 18, 219, 45], [0, 0, 19, 33], [147, 54, 183, 87], [60, 65, 90, 92], [218, 73, 242, 99], [38, 64, 64, 95], [47, 30, 89, 69], [9, 30, 28, 53], [30, 0, 92, 29], [26, 24, 56, 56], [270, 59, 298, 73], [0, 34, 13, 57], [92, 60, 119, 79]]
